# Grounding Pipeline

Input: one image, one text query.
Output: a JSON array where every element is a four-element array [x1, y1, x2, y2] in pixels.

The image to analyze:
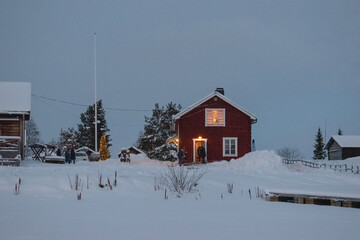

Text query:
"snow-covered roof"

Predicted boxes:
[[75, 146, 95, 153], [0, 82, 31, 114], [173, 91, 257, 122], [118, 146, 146, 155], [326, 135, 360, 148]]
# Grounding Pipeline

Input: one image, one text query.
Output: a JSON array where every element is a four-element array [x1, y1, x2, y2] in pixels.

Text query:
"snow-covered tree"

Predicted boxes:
[[58, 127, 79, 150], [25, 118, 41, 156], [313, 127, 327, 160], [25, 118, 40, 146], [137, 102, 181, 161], [99, 133, 110, 161], [77, 100, 111, 151]]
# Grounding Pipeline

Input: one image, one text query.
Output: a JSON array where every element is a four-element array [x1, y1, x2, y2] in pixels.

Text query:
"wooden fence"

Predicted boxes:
[[282, 159, 360, 174]]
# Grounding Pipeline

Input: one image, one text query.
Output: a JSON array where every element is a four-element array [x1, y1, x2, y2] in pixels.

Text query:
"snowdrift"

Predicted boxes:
[[212, 150, 286, 173]]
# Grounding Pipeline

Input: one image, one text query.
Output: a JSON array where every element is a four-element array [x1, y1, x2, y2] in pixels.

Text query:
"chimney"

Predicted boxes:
[[215, 88, 224, 95]]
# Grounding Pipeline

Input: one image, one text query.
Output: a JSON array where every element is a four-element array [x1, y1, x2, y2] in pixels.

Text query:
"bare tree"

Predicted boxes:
[[25, 118, 41, 156], [277, 147, 304, 160]]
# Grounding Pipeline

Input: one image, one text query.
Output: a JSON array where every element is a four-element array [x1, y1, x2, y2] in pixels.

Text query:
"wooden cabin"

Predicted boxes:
[[325, 135, 360, 160], [0, 82, 31, 165], [172, 88, 257, 164]]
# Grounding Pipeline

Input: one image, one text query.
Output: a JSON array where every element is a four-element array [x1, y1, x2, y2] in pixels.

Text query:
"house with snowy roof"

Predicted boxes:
[[325, 135, 360, 160], [0, 82, 31, 164], [171, 88, 257, 164]]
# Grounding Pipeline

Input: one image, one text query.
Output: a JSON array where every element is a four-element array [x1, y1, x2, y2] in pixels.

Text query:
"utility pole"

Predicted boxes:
[[94, 32, 98, 152]]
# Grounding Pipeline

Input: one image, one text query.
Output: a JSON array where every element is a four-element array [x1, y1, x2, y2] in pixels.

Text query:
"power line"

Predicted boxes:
[[32, 93, 151, 112]]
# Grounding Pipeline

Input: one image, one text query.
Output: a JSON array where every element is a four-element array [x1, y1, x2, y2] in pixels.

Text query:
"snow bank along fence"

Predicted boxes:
[[282, 159, 360, 174], [269, 192, 360, 209]]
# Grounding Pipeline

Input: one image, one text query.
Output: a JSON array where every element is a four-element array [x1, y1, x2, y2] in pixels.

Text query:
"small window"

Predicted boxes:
[[223, 137, 238, 157], [206, 108, 225, 126]]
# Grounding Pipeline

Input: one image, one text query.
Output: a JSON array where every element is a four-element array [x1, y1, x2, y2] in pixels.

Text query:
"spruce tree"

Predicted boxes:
[[137, 102, 181, 161], [77, 100, 111, 151], [337, 128, 343, 135], [99, 133, 110, 161], [58, 127, 79, 149], [313, 127, 327, 160]]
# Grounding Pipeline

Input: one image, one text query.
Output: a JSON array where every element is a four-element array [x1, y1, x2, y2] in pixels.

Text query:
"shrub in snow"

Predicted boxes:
[[154, 177, 164, 191], [276, 147, 304, 160], [255, 186, 267, 199], [160, 166, 206, 197]]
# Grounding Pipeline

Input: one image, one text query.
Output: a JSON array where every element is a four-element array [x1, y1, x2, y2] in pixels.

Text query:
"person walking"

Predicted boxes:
[[70, 147, 76, 164], [177, 148, 184, 166]]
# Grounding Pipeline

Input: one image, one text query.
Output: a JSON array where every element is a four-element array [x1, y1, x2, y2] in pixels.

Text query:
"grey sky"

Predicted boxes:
[[1, 0, 359, 158]]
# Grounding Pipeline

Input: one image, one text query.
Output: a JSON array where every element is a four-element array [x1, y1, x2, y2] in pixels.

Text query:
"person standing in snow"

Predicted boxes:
[[70, 147, 76, 164], [64, 147, 71, 164], [56, 148, 61, 156], [177, 148, 184, 166], [197, 145, 206, 164]]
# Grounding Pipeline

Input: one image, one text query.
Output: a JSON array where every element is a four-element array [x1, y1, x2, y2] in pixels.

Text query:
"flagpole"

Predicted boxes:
[[94, 32, 98, 152]]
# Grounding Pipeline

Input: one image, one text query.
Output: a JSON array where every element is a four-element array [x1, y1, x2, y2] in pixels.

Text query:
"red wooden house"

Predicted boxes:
[[172, 88, 257, 164]]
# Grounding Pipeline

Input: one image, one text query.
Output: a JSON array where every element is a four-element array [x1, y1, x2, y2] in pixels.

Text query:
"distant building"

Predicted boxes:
[[325, 135, 360, 160], [172, 88, 257, 164], [0, 82, 31, 164], [119, 146, 146, 156]]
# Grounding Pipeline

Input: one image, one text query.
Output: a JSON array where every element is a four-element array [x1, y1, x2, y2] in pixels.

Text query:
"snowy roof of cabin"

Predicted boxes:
[[173, 91, 257, 122], [118, 146, 146, 155], [326, 135, 360, 148], [0, 82, 31, 114]]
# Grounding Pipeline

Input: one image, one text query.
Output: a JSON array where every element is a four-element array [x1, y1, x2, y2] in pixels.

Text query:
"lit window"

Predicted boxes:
[[223, 137, 237, 157], [206, 109, 225, 126]]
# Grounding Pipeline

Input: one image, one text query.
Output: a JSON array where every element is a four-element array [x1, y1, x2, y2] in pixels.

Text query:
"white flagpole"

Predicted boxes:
[[94, 32, 98, 152]]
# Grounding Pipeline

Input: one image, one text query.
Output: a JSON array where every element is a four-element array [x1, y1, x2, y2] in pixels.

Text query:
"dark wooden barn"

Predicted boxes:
[[325, 135, 360, 160], [0, 82, 31, 165], [172, 88, 257, 164]]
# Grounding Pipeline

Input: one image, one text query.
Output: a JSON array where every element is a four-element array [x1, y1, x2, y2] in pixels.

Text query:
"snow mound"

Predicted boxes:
[[213, 150, 286, 173], [102, 154, 172, 166]]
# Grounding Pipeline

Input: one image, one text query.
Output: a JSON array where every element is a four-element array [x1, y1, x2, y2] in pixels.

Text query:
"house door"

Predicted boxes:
[[193, 138, 207, 163]]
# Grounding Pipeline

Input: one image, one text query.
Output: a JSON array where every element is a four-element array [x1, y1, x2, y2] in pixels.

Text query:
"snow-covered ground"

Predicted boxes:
[[1, 151, 359, 240]]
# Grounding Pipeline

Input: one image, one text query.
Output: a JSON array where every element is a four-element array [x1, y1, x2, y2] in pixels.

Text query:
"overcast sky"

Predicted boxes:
[[1, 0, 359, 158]]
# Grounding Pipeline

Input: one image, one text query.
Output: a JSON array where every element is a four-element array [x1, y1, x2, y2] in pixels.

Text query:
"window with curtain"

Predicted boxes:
[[206, 109, 225, 126]]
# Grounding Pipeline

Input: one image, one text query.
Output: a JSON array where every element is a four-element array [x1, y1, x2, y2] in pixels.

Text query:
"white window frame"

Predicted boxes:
[[205, 108, 225, 127], [223, 137, 238, 157]]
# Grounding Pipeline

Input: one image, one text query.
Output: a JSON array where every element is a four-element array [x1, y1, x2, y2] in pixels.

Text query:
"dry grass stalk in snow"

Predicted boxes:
[[113, 171, 117, 187], [14, 177, 21, 195], [227, 183, 234, 194]]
